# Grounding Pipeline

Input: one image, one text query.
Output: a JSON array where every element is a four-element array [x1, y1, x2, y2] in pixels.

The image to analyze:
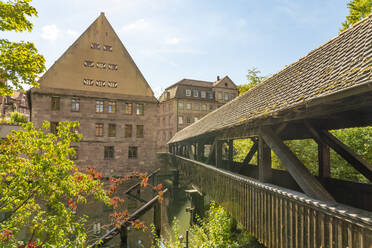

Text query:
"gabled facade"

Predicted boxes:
[[157, 76, 238, 151], [31, 13, 158, 176]]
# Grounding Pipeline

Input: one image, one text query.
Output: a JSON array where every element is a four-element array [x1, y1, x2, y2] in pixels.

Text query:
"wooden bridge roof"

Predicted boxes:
[[169, 14, 372, 144]]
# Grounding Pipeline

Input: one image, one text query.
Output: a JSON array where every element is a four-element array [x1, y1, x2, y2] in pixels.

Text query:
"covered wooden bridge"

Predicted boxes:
[[163, 15, 372, 247]]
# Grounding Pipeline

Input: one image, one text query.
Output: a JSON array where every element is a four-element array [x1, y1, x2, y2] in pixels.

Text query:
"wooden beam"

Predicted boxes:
[[305, 121, 372, 182], [243, 141, 258, 164], [216, 140, 223, 169], [228, 140, 234, 167], [258, 137, 272, 183], [260, 127, 335, 202], [207, 141, 216, 165], [318, 142, 330, 178]]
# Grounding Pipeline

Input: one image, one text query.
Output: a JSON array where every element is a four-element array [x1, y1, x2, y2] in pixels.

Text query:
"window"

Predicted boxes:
[[186, 103, 191, 110], [186, 116, 191, 124], [125, 124, 132, 138], [96, 100, 104, 113], [178, 102, 184, 110], [91, 43, 100, 49], [217, 92, 222, 100], [193, 90, 198, 97], [201, 104, 207, 111], [124, 103, 132, 115], [209, 104, 214, 110], [128, 146, 137, 159], [50, 122, 58, 134], [194, 103, 199, 110], [108, 101, 116, 113], [108, 124, 116, 137], [136, 125, 144, 138], [200, 91, 206, 98], [83, 79, 94, 86], [224, 92, 229, 101], [104, 146, 114, 160], [108, 64, 118, 70], [185, 89, 191, 96], [168, 102, 172, 111], [208, 92, 213, 99], [231, 93, 236, 100], [70, 146, 79, 160], [103, 45, 112, 52], [72, 98, 80, 112], [51, 96, 60, 111], [84, 60, 94, 67], [178, 116, 183, 124], [136, 103, 144, 115], [169, 131, 172, 139], [168, 116, 171, 125], [96, 123, 104, 137], [166, 92, 170, 99], [194, 117, 199, 122]]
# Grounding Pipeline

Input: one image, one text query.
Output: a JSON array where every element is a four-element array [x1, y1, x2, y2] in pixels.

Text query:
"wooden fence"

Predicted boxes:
[[166, 154, 372, 248]]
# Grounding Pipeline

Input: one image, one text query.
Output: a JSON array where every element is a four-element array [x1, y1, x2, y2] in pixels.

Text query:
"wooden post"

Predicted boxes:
[[258, 136, 272, 183], [216, 140, 223, 168], [260, 127, 335, 202], [318, 142, 330, 178], [120, 224, 128, 248], [243, 140, 258, 165], [197, 142, 204, 161], [228, 139, 234, 168], [207, 141, 216, 165], [154, 201, 161, 238]]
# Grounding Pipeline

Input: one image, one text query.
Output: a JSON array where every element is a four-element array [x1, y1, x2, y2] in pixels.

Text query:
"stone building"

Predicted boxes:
[[30, 13, 158, 176], [0, 91, 30, 120], [157, 76, 238, 151]]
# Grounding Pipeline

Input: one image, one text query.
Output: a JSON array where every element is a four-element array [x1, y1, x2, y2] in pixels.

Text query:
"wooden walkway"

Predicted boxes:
[[161, 153, 372, 248]]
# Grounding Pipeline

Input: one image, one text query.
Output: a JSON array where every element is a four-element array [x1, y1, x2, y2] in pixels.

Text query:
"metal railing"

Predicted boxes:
[[168, 154, 372, 248]]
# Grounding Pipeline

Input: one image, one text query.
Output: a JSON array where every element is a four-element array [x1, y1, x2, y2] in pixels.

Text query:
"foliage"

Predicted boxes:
[[340, 0, 371, 32], [9, 111, 27, 124], [0, 0, 45, 95], [0, 121, 110, 247], [153, 203, 264, 248], [237, 68, 266, 95]]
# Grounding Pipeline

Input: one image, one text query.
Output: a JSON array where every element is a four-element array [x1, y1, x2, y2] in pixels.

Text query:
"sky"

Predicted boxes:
[[3, 0, 349, 97]]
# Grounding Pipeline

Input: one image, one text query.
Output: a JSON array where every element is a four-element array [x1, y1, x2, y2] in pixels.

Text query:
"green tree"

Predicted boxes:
[[340, 0, 372, 32], [0, 0, 46, 95], [237, 68, 266, 95], [0, 121, 110, 247], [9, 111, 27, 123]]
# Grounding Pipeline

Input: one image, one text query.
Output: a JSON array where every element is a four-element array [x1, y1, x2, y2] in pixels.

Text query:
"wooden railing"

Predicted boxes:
[[166, 154, 372, 248]]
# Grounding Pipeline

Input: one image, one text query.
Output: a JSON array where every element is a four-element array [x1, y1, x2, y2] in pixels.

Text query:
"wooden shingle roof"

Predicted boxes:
[[169, 15, 372, 144]]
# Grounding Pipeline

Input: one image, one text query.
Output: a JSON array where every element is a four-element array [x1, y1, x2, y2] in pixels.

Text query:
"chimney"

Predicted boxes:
[[217, 75, 220, 81]]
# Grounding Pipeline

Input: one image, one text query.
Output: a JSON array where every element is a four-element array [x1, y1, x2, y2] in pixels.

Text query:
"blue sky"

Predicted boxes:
[[4, 0, 349, 97]]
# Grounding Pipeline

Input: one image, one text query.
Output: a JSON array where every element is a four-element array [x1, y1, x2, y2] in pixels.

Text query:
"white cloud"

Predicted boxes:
[[121, 19, 149, 32], [165, 37, 181, 45], [41, 25, 61, 41]]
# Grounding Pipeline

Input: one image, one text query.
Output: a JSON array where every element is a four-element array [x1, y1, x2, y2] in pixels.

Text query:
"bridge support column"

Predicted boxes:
[[258, 136, 272, 183], [120, 224, 128, 248]]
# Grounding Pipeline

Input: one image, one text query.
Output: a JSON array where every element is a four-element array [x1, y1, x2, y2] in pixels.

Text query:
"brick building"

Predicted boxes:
[[0, 91, 30, 120], [30, 13, 158, 176], [157, 76, 238, 151]]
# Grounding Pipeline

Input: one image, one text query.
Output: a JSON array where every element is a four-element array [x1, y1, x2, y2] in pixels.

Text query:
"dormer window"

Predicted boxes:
[[103, 45, 112, 51], [185, 89, 191, 96], [91, 43, 100, 49], [96, 62, 106, 69], [84, 61, 94, 67], [96, 80, 105, 87], [108, 81, 118, 88], [108, 64, 118, 70], [83, 79, 94, 86]]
